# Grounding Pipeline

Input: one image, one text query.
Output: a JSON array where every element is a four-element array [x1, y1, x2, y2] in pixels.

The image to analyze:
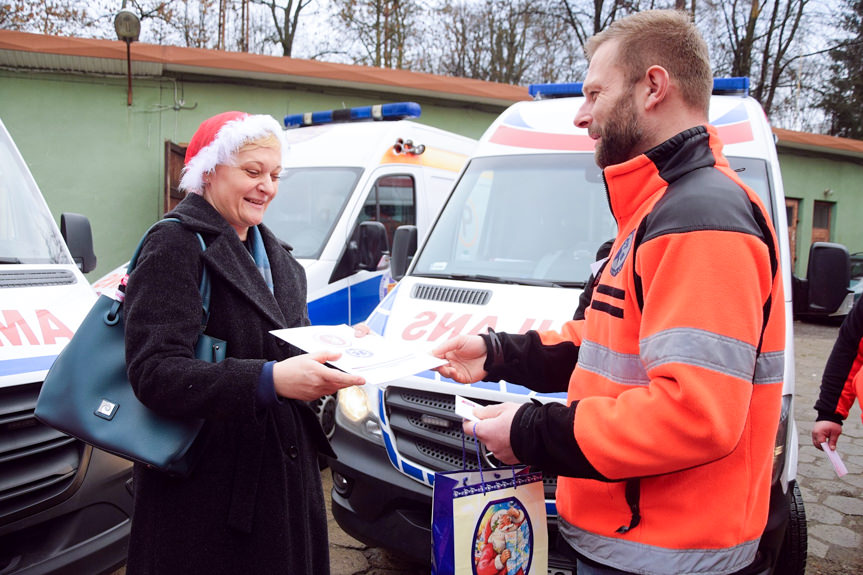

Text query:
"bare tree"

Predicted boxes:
[[432, 0, 575, 84], [709, 0, 811, 116], [252, 0, 312, 56], [553, 0, 640, 54], [0, 0, 95, 36], [331, 0, 422, 68]]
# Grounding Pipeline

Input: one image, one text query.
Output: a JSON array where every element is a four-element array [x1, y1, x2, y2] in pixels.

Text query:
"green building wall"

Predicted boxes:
[[0, 69, 502, 279], [777, 149, 863, 277]]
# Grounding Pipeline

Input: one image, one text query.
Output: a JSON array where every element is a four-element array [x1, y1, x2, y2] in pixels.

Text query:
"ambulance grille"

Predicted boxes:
[[0, 270, 76, 288], [410, 284, 491, 305], [383, 386, 557, 499], [0, 382, 83, 522]]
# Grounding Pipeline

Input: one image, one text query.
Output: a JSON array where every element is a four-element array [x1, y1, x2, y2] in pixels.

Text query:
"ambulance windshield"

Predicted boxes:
[[414, 154, 618, 286], [414, 154, 774, 287], [264, 167, 363, 259], [0, 124, 69, 265]]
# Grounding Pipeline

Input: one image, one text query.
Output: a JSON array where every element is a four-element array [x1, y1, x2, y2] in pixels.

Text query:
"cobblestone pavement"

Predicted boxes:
[[327, 319, 863, 575]]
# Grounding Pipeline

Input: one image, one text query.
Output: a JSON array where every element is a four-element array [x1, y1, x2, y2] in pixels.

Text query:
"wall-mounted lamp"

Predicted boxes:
[[823, 188, 834, 198], [114, 3, 141, 106]]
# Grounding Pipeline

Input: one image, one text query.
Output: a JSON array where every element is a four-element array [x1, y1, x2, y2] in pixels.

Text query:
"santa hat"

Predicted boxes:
[[179, 111, 283, 194]]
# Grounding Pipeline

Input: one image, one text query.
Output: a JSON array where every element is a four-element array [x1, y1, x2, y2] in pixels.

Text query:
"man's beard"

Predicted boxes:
[[594, 91, 644, 169]]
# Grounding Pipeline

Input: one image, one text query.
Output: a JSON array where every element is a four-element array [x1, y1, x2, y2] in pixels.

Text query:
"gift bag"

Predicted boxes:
[[432, 463, 548, 575]]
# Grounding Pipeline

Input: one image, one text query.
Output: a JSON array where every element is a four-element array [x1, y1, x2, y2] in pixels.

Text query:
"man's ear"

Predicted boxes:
[[644, 66, 669, 111]]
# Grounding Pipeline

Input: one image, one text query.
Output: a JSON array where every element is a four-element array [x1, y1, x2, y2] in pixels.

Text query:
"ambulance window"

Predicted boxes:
[[727, 156, 775, 222], [263, 167, 362, 259], [359, 175, 416, 248], [414, 154, 617, 286], [0, 128, 68, 264]]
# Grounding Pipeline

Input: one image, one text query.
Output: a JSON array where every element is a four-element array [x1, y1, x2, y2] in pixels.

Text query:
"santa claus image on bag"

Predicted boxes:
[[474, 501, 530, 575]]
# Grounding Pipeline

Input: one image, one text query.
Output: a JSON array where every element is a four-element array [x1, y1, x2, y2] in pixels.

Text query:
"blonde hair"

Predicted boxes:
[[240, 133, 281, 153], [585, 10, 712, 115]]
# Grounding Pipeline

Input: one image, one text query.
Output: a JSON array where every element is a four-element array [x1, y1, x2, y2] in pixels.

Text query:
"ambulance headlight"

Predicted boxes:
[[336, 386, 384, 445]]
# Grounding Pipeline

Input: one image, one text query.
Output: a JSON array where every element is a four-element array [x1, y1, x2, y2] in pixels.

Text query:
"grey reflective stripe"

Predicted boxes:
[[754, 350, 785, 384], [559, 518, 759, 575], [578, 339, 650, 387], [641, 327, 758, 382]]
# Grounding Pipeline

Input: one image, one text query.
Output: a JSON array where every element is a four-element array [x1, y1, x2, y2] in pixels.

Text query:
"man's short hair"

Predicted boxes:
[[585, 10, 712, 114]]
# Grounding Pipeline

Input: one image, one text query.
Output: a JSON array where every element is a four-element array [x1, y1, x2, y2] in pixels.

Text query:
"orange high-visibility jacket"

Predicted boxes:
[[487, 125, 785, 575]]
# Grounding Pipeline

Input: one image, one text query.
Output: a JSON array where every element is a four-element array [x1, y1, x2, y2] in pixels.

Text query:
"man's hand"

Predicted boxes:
[[433, 335, 488, 383], [463, 402, 521, 464], [813, 420, 843, 451]]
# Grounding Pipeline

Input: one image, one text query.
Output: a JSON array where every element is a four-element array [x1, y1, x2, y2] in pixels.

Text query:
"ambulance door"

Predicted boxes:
[[329, 169, 418, 325]]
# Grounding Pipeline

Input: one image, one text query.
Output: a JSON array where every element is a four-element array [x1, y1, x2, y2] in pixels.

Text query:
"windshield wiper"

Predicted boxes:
[[0, 256, 22, 264], [418, 272, 565, 288]]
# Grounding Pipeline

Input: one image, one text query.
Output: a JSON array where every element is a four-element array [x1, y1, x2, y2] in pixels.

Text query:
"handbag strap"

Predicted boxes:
[[115, 218, 211, 330]]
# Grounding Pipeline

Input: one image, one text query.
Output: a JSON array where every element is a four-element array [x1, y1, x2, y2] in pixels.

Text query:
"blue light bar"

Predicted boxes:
[[712, 77, 749, 96], [529, 82, 583, 99], [529, 77, 751, 101], [284, 102, 422, 128]]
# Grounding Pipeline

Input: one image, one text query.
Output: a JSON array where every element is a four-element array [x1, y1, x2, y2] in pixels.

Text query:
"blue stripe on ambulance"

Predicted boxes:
[[307, 275, 386, 325], [0, 355, 57, 377], [366, 283, 400, 334]]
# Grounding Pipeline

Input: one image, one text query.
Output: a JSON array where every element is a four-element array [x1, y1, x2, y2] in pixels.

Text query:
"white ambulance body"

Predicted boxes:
[[0, 118, 133, 574], [327, 80, 816, 574], [267, 103, 478, 326]]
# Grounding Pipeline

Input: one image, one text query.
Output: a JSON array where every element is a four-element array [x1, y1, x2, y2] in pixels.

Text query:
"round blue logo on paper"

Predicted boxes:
[[610, 230, 635, 277], [345, 348, 373, 358]]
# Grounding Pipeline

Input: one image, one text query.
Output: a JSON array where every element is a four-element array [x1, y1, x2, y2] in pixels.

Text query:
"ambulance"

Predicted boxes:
[[0, 118, 133, 574], [325, 79, 835, 574], [267, 102, 477, 327]]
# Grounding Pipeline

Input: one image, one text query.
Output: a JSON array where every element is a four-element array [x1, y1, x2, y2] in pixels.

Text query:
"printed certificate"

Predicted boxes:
[[270, 324, 446, 385]]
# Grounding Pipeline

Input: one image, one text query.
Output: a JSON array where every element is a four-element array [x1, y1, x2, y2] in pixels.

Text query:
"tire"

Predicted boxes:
[[774, 481, 807, 575]]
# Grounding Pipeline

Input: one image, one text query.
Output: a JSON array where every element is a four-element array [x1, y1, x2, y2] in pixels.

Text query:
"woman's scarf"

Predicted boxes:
[[248, 225, 273, 293]]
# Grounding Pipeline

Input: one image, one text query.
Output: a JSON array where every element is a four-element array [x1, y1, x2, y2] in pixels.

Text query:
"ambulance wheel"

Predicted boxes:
[[774, 481, 807, 575]]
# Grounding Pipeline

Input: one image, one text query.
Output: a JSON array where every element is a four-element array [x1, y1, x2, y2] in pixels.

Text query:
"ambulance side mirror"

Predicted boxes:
[[61, 212, 97, 273], [357, 221, 389, 272], [805, 242, 850, 314], [390, 225, 417, 280]]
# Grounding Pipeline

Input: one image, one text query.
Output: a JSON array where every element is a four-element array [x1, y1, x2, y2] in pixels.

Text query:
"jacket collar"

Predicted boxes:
[[168, 193, 287, 328], [603, 124, 721, 225]]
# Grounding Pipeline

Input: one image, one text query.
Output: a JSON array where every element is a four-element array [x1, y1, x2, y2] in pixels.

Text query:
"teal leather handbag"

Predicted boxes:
[[35, 219, 225, 477]]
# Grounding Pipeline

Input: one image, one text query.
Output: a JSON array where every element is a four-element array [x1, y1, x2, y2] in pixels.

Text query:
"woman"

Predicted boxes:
[[124, 111, 364, 574]]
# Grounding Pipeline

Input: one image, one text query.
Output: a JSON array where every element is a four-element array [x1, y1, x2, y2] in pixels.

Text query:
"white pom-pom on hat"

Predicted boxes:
[[179, 111, 283, 195]]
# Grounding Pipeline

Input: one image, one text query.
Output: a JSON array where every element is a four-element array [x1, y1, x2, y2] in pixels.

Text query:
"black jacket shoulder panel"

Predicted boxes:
[[641, 167, 764, 244]]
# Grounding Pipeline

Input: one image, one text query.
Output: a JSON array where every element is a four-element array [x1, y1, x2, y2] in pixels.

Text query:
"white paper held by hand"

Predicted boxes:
[[820, 442, 848, 477], [270, 324, 446, 386], [455, 395, 481, 422]]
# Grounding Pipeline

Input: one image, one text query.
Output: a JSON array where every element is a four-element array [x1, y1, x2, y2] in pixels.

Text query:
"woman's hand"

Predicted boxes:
[[273, 351, 364, 401], [812, 420, 843, 451], [433, 335, 488, 383]]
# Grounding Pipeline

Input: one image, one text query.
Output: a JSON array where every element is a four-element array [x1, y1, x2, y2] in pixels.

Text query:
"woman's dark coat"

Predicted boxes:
[[124, 193, 334, 574]]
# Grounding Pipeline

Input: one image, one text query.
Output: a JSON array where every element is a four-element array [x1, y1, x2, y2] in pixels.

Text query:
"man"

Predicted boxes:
[[433, 10, 785, 575], [812, 296, 863, 453]]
